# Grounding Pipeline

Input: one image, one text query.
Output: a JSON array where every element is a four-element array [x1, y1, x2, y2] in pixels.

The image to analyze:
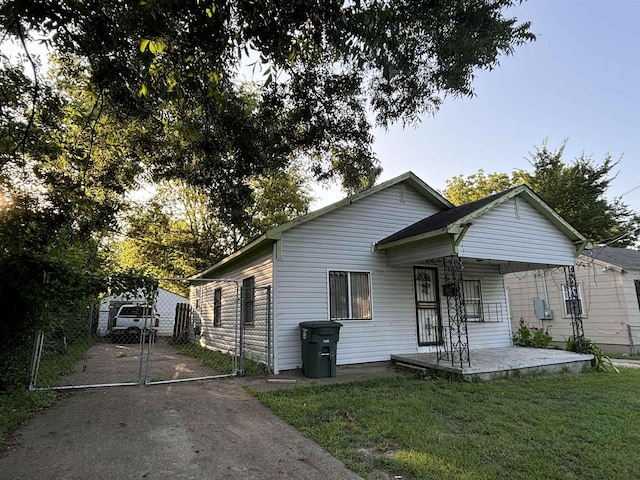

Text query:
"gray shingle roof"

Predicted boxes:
[[583, 245, 640, 270], [377, 187, 520, 245]]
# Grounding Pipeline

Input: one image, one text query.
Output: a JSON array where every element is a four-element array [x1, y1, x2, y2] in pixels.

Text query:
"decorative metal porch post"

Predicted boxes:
[[563, 265, 586, 353], [441, 256, 471, 368]]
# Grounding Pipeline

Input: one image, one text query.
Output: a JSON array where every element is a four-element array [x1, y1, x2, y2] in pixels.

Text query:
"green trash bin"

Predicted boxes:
[[299, 321, 343, 378]]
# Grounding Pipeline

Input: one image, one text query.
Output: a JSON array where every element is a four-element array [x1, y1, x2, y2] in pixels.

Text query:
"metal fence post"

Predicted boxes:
[[266, 285, 272, 374]]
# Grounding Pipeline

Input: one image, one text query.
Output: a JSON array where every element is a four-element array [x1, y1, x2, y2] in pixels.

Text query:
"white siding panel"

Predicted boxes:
[[191, 252, 273, 364], [443, 263, 512, 349], [275, 184, 440, 370], [468, 322, 512, 349], [459, 199, 576, 265], [385, 241, 453, 266]]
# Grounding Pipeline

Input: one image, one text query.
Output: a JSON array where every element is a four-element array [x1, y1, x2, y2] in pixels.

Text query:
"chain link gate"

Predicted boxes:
[[145, 279, 272, 385], [29, 277, 272, 390], [29, 297, 145, 390]]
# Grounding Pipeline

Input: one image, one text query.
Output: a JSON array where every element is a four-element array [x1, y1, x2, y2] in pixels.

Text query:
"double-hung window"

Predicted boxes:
[[329, 271, 372, 320], [241, 277, 255, 325], [463, 280, 483, 321], [562, 284, 584, 316], [213, 287, 222, 326]]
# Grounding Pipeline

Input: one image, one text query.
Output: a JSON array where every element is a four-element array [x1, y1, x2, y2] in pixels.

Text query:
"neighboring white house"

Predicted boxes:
[[506, 245, 640, 355], [191, 172, 587, 374], [98, 288, 188, 336]]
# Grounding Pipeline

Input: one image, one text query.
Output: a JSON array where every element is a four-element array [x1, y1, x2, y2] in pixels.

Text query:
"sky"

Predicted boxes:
[[312, 0, 640, 211]]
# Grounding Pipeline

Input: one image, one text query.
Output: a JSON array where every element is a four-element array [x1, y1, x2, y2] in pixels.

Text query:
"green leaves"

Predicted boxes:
[[444, 140, 639, 247], [2, 0, 535, 200], [140, 38, 166, 55]]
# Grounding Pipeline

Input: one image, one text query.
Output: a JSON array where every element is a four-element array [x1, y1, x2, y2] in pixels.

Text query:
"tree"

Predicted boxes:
[[443, 140, 639, 247], [0, 54, 152, 389], [0, 1, 536, 384], [116, 169, 312, 278], [445, 169, 520, 206], [2, 0, 535, 216]]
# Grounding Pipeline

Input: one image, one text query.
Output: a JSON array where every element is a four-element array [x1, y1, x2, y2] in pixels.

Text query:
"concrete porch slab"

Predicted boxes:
[[391, 347, 594, 380]]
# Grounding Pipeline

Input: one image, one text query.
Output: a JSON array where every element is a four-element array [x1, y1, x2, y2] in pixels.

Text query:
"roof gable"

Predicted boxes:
[[377, 185, 587, 250], [193, 171, 453, 278], [266, 171, 453, 238]]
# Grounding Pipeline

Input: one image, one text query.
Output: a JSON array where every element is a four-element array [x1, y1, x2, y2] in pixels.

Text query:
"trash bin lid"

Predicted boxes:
[[299, 321, 342, 329]]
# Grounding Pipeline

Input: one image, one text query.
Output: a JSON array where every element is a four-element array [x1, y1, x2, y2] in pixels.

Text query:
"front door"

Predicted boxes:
[[414, 267, 442, 346]]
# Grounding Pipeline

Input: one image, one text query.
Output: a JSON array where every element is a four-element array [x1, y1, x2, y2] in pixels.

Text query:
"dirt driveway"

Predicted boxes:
[[0, 342, 362, 480]]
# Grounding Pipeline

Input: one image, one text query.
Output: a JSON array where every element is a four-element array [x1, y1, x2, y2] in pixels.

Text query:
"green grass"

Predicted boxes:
[[0, 337, 96, 446], [171, 341, 267, 376], [34, 337, 97, 388], [0, 389, 57, 445], [255, 370, 640, 480]]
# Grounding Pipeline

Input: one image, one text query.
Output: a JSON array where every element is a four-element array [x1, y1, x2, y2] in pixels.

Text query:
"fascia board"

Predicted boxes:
[[375, 227, 451, 251]]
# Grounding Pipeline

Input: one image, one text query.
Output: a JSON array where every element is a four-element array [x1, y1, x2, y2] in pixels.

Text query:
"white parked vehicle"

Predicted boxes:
[[110, 304, 160, 343]]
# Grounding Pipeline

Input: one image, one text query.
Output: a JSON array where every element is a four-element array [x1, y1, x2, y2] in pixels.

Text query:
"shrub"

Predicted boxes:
[[512, 320, 552, 348], [565, 336, 619, 373]]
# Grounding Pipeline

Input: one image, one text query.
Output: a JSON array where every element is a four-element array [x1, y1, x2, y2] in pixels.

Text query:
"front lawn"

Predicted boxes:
[[255, 370, 640, 480]]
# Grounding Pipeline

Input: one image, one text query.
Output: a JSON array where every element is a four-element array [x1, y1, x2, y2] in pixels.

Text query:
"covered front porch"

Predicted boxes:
[[375, 185, 590, 371], [391, 347, 593, 380]]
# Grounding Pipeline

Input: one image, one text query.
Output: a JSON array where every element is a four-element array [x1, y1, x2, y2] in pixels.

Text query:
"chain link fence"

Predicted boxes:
[[29, 277, 272, 390]]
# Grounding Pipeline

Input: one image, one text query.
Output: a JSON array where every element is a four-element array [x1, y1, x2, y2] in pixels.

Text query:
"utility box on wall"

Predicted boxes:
[[533, 299, 553, 320]]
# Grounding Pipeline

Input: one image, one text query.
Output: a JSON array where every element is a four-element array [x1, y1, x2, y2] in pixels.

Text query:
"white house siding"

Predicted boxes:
[[384, 239, 453, 266], [191, 252, 273, 364], [98, 288, 187, 336], [451, 263, 512, 349], [458, 199, 576, 265], [274, 183, 441, 371], [505, 263, 640, 354]]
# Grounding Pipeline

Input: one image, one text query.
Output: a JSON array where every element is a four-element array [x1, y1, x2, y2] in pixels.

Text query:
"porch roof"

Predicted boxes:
[[375, 184, 587, 252], [377, 188, 518, 246]]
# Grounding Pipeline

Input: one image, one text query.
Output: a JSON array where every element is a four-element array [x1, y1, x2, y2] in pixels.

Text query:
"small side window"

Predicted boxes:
[[241, 277, 255, 325], [213, 287, 222, 326]]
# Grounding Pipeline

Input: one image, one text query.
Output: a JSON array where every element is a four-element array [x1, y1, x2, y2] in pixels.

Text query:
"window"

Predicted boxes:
[[562, 284, 584, 316], [463, 280, 483, 321], [213, 287, 222, 326], [329, 271, 372, 320], [241, 277, 255, 325]]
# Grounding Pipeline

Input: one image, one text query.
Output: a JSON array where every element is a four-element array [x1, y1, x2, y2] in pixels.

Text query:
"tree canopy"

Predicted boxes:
[[444, 141, 639, 247], [2, 0, 534, 202], [116, 169, 312, 279]]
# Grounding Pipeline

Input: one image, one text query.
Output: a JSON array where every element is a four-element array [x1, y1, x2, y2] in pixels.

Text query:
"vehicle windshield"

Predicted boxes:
[[118, 306, 154, 317]]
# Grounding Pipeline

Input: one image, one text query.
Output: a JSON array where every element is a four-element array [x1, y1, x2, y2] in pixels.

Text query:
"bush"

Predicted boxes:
[[512, 320, 552, 348], [566, 336, 619, 373]]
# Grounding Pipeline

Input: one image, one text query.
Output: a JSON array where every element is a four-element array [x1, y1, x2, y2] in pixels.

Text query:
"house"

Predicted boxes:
[[191, 172, 589, 374], [506, 245, 640, 355], [98, 288, 188, 337]]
